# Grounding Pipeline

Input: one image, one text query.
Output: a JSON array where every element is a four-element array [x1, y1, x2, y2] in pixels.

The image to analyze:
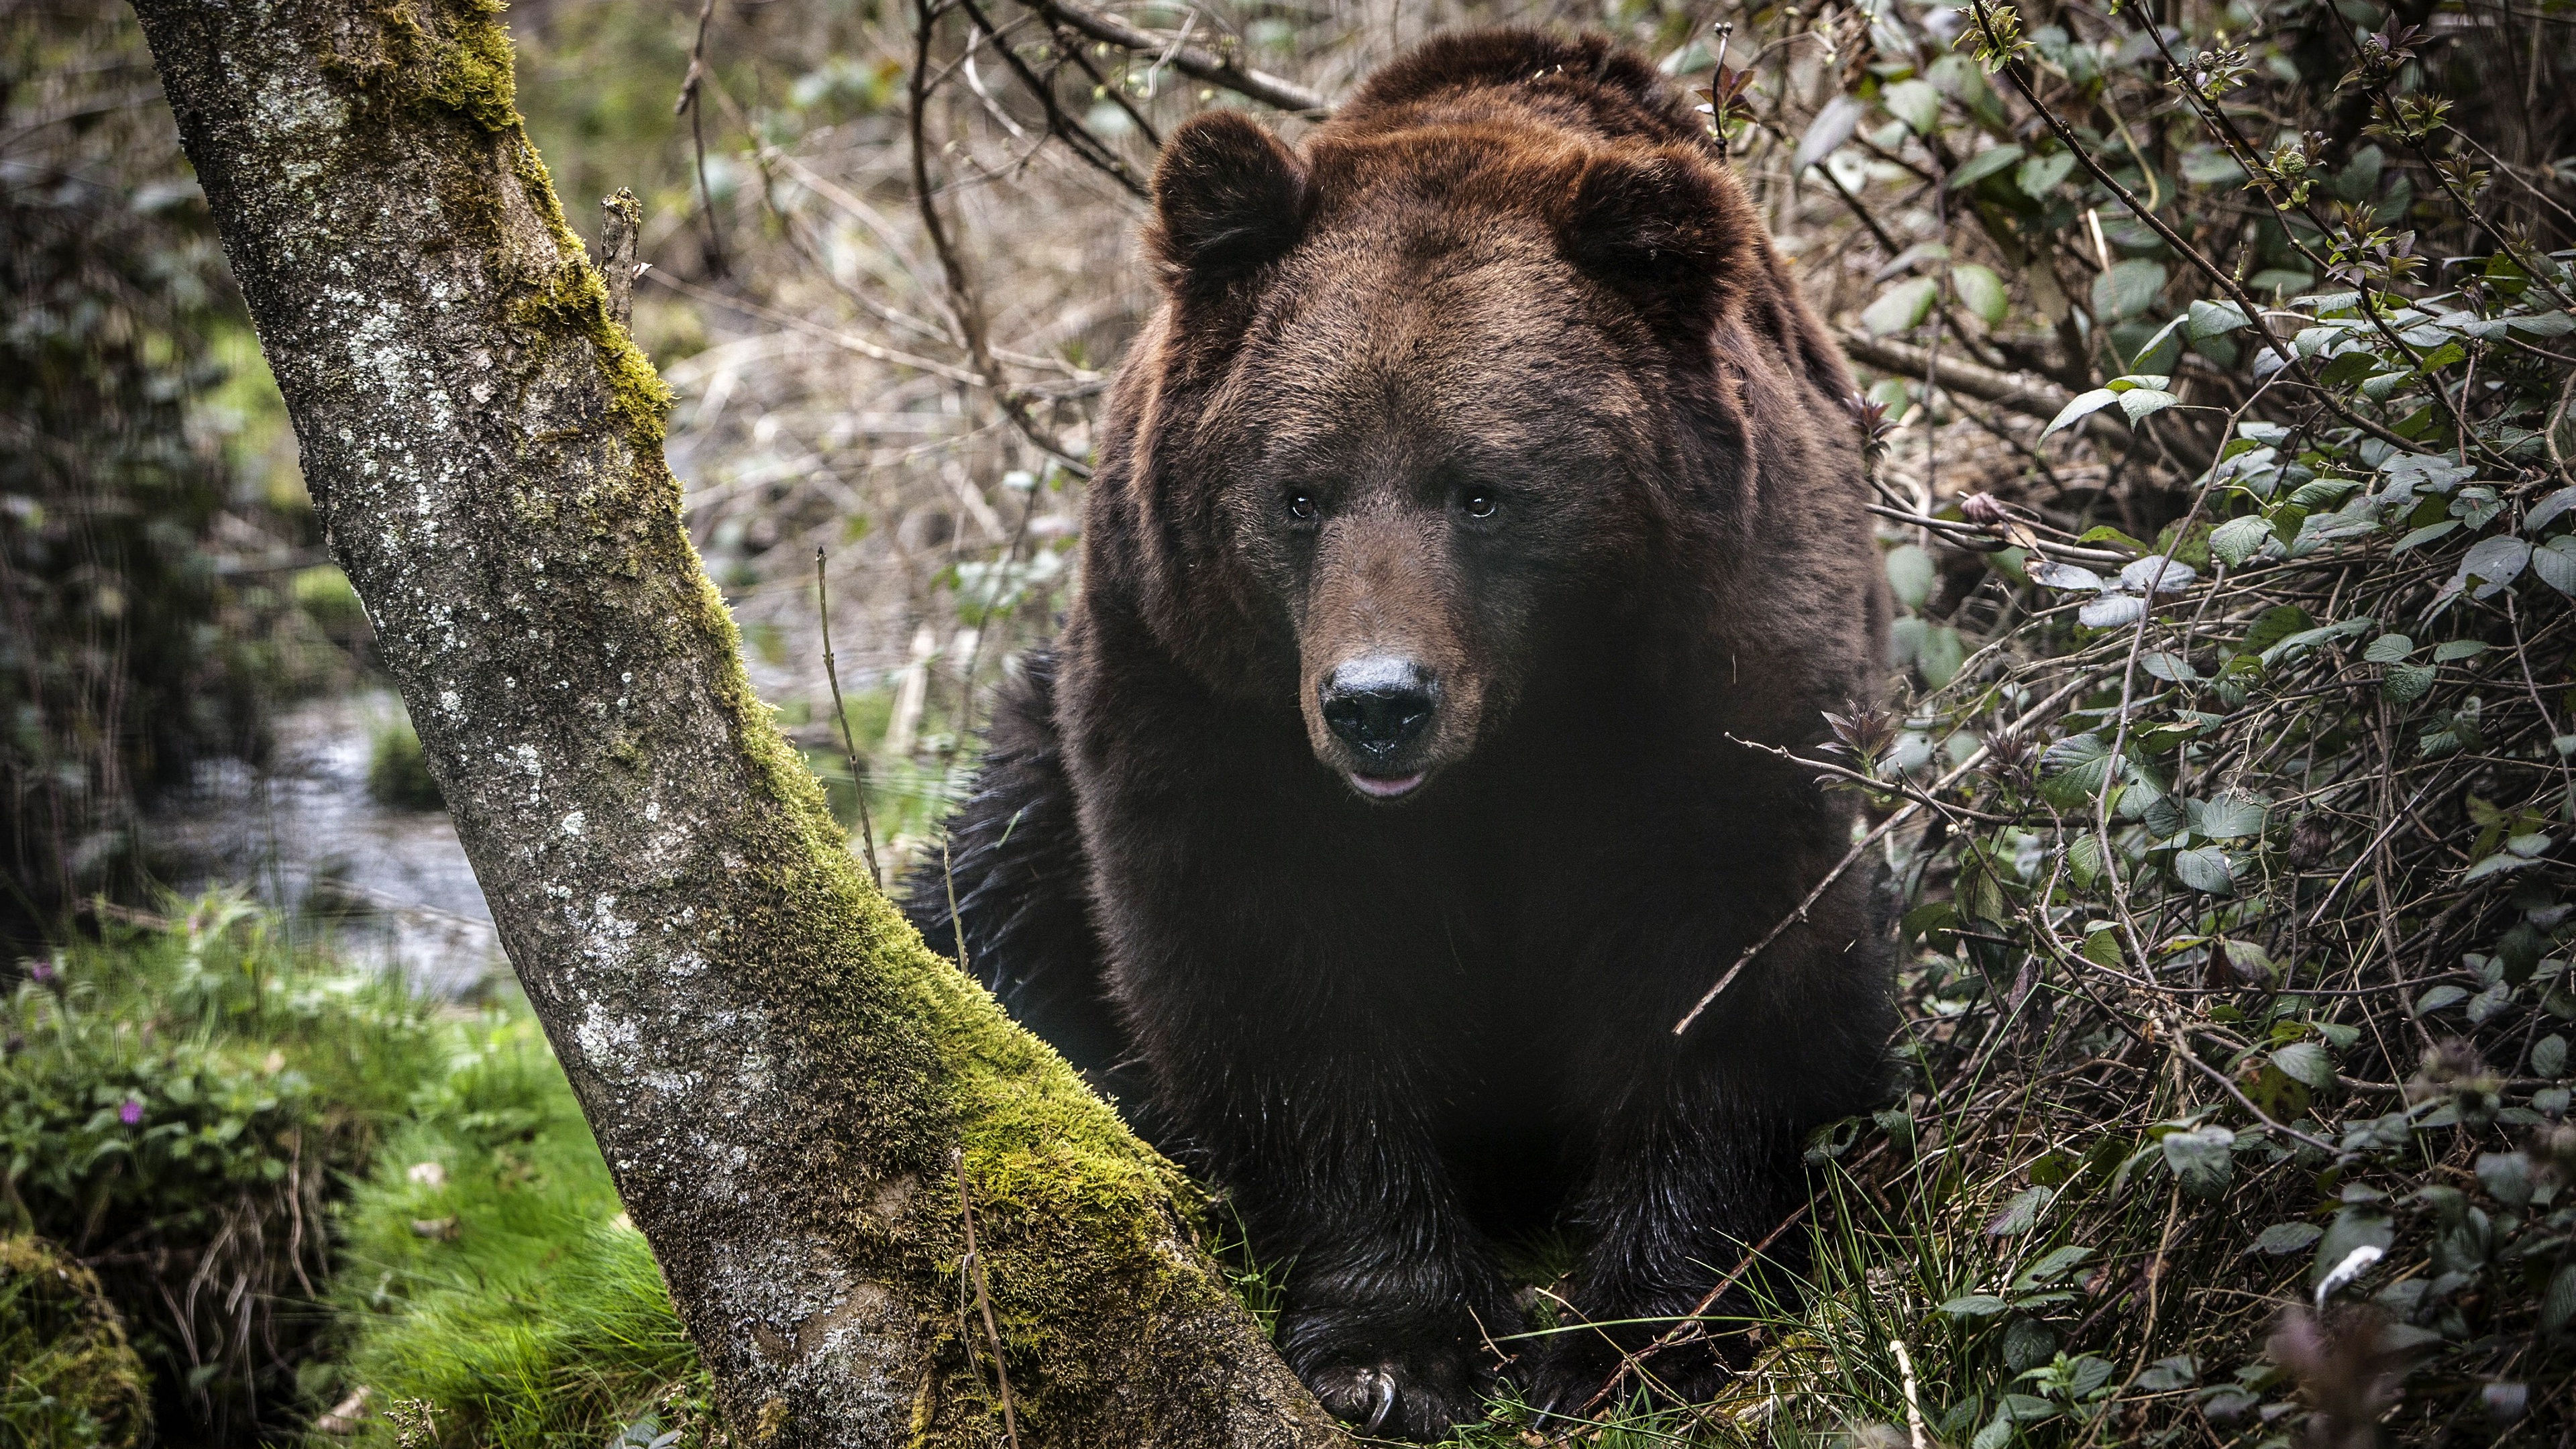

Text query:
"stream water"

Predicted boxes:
[[155, 690, 502, 998]]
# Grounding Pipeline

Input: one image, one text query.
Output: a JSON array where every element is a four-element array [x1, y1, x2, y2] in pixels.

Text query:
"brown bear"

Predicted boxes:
[[909, 27, 1893, 1438]]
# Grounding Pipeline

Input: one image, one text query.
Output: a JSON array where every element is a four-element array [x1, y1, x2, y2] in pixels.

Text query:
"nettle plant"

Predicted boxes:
[[1712, 0, 2576, 1441]]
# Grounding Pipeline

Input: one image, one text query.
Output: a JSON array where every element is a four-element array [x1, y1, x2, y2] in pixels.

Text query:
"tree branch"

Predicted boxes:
[[1839, 329, 2131, 447], [1024, 0, 1332, 115]]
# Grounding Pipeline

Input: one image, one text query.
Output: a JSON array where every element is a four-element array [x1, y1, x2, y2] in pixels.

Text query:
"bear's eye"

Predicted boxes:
[[1461, 488, 1499, 520], [1284, 489, 1318, 522]]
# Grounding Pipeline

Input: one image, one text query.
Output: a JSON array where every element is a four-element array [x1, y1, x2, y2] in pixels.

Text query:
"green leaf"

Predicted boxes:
[[1988, 1185, 2053, 1236], [2457, 535, 2531, 597], [2463, 851, 2540, 881], [2210, 515, 2271, 567], [2092, 259, 2168, 321], [2116, 387, 2182, 423], [2312, 1207, 2393, 1289], [2533, 535, 2576, 596], [1885, 543, 1937, 610], [1941, 1293, 2012, 1319], [2534, 1034, 2567, 1078], [2016, 149, 2078, 199], [2173, 845, 2234, 894], [2131, 315, 2190, 374], [2477, 1151, 2534, 1208], [1954, 264, 2010, 327], [2243, 606, 2314, 657], [2382, 662, 2435, 703], [2161, 1124, 2235, 1197], [2253, 1222, 2323, 1254], [2222, 939, 2275, 981], [1864, 276, 1942, 336], [2415, 984, 2469, 1016], [2137, 1356, 2198, 1392], [2545, 1263, 2576, 1334], [2180, 145, 2247, 185], [1792, 94, 1866, 172], [2066, 832, 2106, 886], [2196, 793, 2267, 839], [2271, 1040, 2334, 1090], [1881, 79, 1941, 133], [2526, 485, 2576, 533], [2014, 1244, 2095, 1289], [1949, 144, 2026, 190], [2362, 633, 2415, 663], [2394, 519, 2461, 553], [2432, 639, 2489, 663], [1919, 623, 1966, 688], [2041, 388, 2118, 439], [2040, 734, 2116, 808], [2188, 299, 2251, 339]]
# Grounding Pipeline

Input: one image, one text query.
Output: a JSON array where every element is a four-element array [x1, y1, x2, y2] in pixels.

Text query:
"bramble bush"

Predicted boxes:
[[1604, 0, 2576, 1443]]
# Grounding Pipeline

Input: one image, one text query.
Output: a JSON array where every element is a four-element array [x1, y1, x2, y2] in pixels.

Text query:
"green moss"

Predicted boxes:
[[324, 0, 520, 133], [0, 1236, 153, 1449]]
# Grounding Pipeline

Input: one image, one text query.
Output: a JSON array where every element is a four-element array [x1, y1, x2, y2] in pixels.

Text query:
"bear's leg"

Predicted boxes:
[[1518, 909, 1892, 1417], [1519, 1071, 1806, 1415], [1108, 924, 1521, 1438], [1196, 1071, 1521, 1439]]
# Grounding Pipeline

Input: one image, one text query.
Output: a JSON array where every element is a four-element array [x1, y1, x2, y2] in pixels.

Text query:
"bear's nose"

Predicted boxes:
[[1320, 657, 1436, 756]]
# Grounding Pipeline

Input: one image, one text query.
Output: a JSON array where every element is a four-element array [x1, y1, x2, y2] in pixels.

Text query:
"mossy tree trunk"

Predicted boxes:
[[126, 3, 1342, 1445]]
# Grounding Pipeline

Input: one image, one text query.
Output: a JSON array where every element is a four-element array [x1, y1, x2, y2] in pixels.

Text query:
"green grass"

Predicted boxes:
[[318, 1006, 710, 1449]]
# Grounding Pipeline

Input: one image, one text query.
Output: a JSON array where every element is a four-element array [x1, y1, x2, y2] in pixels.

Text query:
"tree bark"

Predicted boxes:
[[126, 3, 1342, 1445]]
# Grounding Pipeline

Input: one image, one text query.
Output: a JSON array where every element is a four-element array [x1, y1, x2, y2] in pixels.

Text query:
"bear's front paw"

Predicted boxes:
[[1281, 1307, 1498, 1440]]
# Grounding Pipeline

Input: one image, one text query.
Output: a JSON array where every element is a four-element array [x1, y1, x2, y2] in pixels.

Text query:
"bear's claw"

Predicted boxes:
[[1308, 1359, 1459, 1439]]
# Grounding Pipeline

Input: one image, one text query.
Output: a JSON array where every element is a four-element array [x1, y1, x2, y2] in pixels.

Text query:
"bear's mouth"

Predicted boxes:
[[1347, 769, 1427, 801]]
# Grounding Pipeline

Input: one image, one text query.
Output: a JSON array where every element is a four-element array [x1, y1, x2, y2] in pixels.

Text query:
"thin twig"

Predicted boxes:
[[956, 1153, 1021, 1449], [674, 0, 727, 275], [816, 547, 883, 886]]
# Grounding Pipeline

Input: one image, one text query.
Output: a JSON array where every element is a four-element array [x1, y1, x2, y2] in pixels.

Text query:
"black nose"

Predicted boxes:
[[1320, 657, 1436, 755]]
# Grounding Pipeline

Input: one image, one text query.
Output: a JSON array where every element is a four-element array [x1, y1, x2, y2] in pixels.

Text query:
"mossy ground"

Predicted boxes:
[[320, 1008, 712, 1449], [0, 1235, 153, 1449]]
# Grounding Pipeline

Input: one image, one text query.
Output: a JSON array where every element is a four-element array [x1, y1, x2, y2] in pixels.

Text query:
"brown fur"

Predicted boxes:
[[911, 28, 1894, 1437]]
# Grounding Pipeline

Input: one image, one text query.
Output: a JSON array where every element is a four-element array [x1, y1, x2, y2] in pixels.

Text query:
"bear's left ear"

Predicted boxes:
[[1558, 148, 1752, 329], [1148, 111, 1307, 293]]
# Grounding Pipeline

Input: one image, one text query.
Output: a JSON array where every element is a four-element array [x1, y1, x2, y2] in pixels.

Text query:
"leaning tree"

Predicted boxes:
[[125, 1, 1343, 1444]]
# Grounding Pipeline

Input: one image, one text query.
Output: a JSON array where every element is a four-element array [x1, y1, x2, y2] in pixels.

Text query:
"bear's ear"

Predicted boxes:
[[1148, 111, 1305, 291], [1558, 148, 1751, 327]]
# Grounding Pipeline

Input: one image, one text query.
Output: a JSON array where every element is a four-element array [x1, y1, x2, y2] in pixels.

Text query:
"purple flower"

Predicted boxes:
[[119, 1099, 144, 1126], [27, 960, 56, 985]]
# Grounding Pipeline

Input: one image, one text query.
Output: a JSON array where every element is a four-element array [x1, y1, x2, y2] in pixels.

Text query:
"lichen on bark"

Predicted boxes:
[[126, 1, 1343, 1444]]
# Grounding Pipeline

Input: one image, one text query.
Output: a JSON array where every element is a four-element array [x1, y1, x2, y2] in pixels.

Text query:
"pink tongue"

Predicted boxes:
[[1352, 771, 1424, 798]]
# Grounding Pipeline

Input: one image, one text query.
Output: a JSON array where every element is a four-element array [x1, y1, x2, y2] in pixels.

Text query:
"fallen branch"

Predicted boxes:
[[1840, 329, 2130, 447]]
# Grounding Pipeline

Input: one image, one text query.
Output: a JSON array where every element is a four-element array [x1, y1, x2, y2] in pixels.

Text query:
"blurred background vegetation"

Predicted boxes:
[[5, 0, 2575, 1444]]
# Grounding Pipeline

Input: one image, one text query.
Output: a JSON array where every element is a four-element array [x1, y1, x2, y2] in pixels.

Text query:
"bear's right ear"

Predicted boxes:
[[1148, 111, 1305, 291]]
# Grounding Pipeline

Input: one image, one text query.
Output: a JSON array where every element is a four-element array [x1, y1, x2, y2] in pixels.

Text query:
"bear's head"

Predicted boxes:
[[1104, 32, 1813, 804]]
